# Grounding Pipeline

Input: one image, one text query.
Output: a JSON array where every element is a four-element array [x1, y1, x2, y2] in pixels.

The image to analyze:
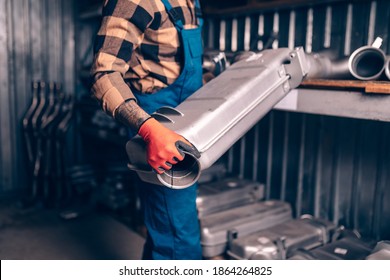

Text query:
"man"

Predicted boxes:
[[91, 0, 204, 260]]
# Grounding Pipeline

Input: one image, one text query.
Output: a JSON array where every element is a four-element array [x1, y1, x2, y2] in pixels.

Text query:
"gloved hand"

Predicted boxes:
[[138, 118, 200, 174]]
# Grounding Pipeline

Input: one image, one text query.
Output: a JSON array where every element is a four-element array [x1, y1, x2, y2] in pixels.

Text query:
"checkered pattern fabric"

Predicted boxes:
[[91, 0, 201, 116]]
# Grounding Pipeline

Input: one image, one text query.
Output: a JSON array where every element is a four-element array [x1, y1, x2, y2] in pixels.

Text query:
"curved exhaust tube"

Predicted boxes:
[[385, 56, 390, 80], [305, 52, 350, 79], [348, 45, 386, 80], [202, 50, 257, 77], [305, 37, 386, 81]]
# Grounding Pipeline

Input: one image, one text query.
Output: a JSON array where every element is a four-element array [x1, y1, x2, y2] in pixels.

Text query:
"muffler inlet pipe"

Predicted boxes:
[[305, 53, 350, 79]]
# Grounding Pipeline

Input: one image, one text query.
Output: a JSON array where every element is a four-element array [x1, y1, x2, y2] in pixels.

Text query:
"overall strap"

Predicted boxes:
[[160, 0, 184, 30], [160, 0, 203, 29], [194, 0, 203, 27]]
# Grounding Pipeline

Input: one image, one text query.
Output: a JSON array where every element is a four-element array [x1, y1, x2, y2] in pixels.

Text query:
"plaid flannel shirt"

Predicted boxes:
[[90, 0, 201, 116]]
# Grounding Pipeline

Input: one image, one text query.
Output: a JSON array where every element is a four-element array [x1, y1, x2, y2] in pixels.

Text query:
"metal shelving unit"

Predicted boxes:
[[275, 87, 390, 122]]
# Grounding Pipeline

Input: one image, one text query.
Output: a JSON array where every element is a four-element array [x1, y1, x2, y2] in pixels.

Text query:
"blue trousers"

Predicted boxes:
[[140, 182, 202, 259]]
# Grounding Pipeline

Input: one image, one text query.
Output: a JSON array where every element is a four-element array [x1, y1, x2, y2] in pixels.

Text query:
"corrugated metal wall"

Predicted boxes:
[[204, 0, 390, 240], [204, 0, 389, 54], [0, 0, 75, 196]]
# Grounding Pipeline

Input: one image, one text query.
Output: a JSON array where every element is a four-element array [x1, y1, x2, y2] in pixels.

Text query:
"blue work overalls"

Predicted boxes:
[[132, 0, 203, 260]]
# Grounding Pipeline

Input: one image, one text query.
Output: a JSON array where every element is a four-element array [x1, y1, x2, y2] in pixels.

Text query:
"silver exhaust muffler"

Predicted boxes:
[[126, 47, 309, 189]]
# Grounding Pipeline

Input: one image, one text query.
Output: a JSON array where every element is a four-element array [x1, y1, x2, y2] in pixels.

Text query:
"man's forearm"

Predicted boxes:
[[115, 100, 151, 132]]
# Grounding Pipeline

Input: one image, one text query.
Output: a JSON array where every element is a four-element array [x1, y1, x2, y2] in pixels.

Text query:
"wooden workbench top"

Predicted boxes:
[[300, 79, 390, 94]]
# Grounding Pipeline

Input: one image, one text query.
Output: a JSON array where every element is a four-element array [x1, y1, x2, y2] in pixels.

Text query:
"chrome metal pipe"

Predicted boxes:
[[305, 52, 351, 79], [126, 47, 309, 189], [305, 40, 386, 81], [385, 56, 390, 80], [202, 50, 256, 76], [348, 45, 386, 81]]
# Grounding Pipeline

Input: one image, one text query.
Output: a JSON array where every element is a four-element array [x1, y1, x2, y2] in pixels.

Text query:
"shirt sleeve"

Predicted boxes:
[[90, 0, 153, 117]]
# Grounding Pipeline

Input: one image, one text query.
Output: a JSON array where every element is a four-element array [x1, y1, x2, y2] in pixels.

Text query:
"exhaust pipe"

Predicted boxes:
[[305, 37, 386, 81], [126, 47, 309, 189], [305, 52, 350, 79], [385, 56, 390, 80], [202, 50, 257, 76], [348, 45, 386, 81]]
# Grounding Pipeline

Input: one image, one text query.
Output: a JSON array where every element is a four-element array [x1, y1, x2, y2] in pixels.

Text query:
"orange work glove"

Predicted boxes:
[[138, 118, 200, 174]]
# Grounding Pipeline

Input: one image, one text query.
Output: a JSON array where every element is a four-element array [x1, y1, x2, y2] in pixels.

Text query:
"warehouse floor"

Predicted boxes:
[[0, 200, 145, 260]]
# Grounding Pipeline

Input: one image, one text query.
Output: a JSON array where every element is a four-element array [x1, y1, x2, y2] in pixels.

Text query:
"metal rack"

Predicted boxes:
[[275, 87, 390, 122]]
